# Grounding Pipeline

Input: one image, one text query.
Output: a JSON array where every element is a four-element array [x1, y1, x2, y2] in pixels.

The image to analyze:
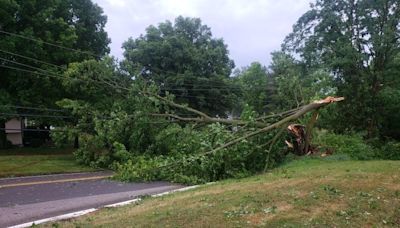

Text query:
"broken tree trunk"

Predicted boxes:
[[304, 110, 319, 154], [287, 124, 307, 155]]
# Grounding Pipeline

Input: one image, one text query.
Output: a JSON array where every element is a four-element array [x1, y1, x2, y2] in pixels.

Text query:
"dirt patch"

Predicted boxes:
[[245, 202, 293, 225]]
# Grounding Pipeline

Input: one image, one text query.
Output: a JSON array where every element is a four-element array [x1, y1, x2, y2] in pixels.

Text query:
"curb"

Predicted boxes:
[[9, 185, 204, 228]]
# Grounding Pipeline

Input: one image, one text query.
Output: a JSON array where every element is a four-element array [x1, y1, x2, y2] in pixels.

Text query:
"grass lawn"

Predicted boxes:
[[0, 147, 96, 177], [42, 159, 400, 227]]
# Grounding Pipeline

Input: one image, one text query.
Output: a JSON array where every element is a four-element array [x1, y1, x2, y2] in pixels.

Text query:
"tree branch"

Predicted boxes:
[[204, 97, 344, 156]]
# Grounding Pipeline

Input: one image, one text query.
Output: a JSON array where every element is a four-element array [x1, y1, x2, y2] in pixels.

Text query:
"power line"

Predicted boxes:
[[0, 113, 73, 119], [0, 31, 272, 91], [0, 61, 236, 96], [0, 57, 63, 76], [160, 88, 239, 91], [0, 49, 66, 70], [0, 58, 130, 92], [172, 94, 234, 101], [0, 59, 248, 117], [0, 64, 125, 93], [0, 51, 268, 91], [0, 111, 187, 123], [0, 67, 236, 101], [1, 105, 67, 113], [0, 30, 101, 58], [157, 83, 268, 91], [1, 104, 202, 118], [0, 128, 70, 132], [0, 64, 75, 82]]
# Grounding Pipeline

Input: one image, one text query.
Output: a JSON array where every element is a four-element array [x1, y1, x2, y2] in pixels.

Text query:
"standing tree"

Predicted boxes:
[[268, 51, 335, 113], [233, 62, 270, 114], [0, 0, 110, 147], [121, 16, 235, 115], [0, 0, 110, 103], [283, 0, 400, 138]]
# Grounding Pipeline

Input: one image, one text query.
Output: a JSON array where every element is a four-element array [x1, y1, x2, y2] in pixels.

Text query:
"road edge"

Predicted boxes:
[[9, 185, 203, 228]]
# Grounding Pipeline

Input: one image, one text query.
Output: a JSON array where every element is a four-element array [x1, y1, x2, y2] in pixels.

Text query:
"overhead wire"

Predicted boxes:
[[0, 64, 128, 93], [0, 49, 268, 93], [0, 49, 67, 70], [0, 128, 69, 132], [0, 30, 101, 58], [0, 112, 73, 119], [0, 57, 64, 76], [0, 60, 234, 101], [1, 105, 67, 113]]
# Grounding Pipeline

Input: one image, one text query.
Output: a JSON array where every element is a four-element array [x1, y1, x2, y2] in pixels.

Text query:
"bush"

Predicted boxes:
[[377, 141, 400, 160], [74, 133, 111, 168], [314, 130, 377, 160], [51, 129, 75, 148], [114, 156, 163, 182]]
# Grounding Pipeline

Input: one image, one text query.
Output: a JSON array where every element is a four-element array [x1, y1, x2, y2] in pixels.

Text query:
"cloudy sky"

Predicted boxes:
[[92, 0, 312, 68]]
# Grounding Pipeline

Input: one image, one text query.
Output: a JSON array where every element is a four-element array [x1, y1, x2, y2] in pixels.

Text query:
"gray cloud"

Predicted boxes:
[[93, 0, 312, 67]]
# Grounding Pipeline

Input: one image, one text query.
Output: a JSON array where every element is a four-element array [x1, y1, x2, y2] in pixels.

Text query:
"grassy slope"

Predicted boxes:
[[0, 148, 96, 177], [44, 159, 400, 227]]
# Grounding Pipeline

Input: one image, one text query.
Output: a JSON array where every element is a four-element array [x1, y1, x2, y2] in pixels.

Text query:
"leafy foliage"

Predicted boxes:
[[232, 62, 270, 114], [121, 16, 235, 115], [0, 0, 110, 108], [268, 52, 335, 111], [0, 0, 111, 147], [114, 123, 286, 184], [284, 0, 400, 138], [314, 130, 377, 160]]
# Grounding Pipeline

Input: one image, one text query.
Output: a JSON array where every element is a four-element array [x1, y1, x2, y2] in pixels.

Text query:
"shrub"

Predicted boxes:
[[50, 128, 75, 148], [74, 133, 111, 168], [377, 141, 400, 160], [314, 130, 377, 160], [114, 156, 163, 182]]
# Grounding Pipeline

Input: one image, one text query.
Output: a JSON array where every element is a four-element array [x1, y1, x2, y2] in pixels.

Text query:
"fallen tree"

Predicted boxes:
[[149, 92, 344, 157], [65, 82, 345, 183]]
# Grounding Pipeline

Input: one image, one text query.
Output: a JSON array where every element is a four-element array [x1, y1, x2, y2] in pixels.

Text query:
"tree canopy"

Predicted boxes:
[[283, 0, 400, 138], [121, 16, 235, 115], [0, 0, 110, 108]]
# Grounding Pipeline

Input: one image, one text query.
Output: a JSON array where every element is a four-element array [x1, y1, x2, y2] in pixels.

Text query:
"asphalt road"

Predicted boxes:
[[0, 172, 182, 227]]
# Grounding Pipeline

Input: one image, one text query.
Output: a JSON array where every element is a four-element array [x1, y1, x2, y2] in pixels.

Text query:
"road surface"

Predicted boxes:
[[0, 172, 183, 227]]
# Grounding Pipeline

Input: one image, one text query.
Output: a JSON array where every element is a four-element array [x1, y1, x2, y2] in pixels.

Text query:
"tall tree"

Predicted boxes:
[[268, 51, 335, 112], [0, 0, 110, 107], [0, 0, 110, 147], [233, 62, 270, 114], [121, 16, 235, 115], [284, 0, 400, 138]]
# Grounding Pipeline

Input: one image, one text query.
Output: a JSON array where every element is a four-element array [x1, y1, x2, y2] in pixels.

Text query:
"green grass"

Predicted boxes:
[[0, 147, 96, 177], [42, 159, 400, 227]]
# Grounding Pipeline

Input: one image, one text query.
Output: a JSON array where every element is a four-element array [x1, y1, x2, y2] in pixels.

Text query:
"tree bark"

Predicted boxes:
[[304, 110, 319, 154]]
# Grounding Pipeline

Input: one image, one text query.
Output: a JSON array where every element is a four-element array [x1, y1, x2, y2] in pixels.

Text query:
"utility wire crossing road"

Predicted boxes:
[[0, 172, 183, 227]]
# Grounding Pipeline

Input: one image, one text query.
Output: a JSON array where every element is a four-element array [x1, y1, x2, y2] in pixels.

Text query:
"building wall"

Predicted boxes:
[[6, 133, 23, 145], [5, 118, 22, 132], [5, 118, 23, 146]]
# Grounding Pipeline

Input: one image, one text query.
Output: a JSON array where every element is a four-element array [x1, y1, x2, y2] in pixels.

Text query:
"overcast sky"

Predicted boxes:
[[92, 0, 312, 68]]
